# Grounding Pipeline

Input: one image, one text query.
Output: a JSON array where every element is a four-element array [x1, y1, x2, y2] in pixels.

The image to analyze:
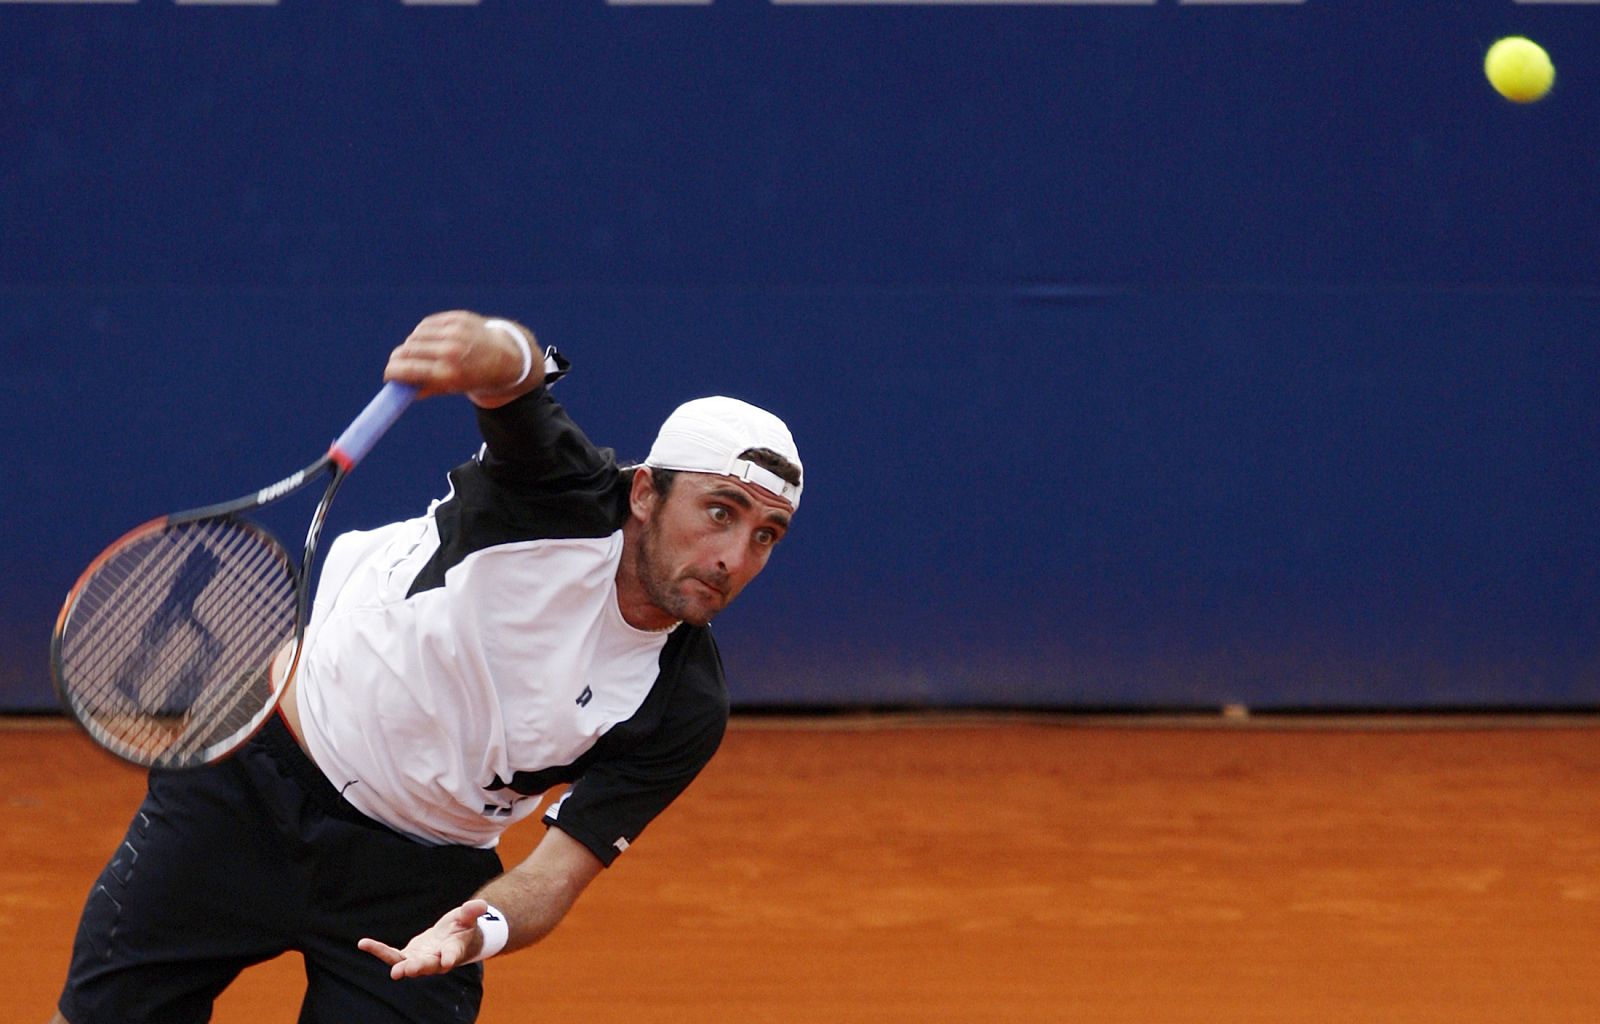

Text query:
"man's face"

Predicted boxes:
[[633, 471, 793, 627]]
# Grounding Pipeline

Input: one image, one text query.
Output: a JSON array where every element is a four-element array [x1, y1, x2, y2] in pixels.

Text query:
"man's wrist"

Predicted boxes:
[[483, 319, 534, 389], [465, 904, 509, 965]]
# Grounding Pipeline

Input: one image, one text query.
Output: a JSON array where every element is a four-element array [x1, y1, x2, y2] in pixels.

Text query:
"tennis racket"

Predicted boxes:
[[50, 380, 418, 769]]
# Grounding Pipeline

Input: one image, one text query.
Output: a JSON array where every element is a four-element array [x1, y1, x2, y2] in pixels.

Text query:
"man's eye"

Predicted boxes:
[[709, 506, 730, 523], [755, 529, 777, 546]]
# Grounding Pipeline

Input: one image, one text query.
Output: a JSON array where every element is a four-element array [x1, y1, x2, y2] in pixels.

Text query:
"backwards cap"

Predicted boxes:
[[644, 396, 803, 510]]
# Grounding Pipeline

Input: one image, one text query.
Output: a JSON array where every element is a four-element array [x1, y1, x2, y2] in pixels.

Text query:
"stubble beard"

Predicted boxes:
[[635, 513, 720, 628]]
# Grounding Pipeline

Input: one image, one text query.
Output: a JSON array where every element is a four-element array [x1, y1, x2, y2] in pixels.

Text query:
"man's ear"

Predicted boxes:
[[629, 466, 659, 522]]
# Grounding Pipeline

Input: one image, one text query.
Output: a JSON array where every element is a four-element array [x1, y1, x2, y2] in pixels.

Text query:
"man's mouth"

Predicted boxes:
[[689, 577, 726, 600]]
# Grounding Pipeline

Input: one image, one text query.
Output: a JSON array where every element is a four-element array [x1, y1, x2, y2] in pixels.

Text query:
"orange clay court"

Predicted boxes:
[[7, 713, 1599, 1023]]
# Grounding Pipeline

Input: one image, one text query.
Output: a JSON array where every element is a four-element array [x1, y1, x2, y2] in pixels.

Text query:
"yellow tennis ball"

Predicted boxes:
[[1484, 36, 1554, 103]]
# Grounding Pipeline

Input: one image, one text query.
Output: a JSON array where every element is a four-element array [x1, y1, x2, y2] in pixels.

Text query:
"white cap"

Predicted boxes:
[[644, 397, 803, 510]]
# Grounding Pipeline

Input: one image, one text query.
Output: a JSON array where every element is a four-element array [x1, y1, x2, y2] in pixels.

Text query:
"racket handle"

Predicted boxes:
[[330, 381, 419, 469]]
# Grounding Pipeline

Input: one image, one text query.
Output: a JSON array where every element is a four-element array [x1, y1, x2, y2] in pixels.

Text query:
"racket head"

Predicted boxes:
[[51, 515, 302, 769]]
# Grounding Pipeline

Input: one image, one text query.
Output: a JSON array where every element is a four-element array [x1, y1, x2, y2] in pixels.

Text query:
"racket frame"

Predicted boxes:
[[51, 381, 416, 768]]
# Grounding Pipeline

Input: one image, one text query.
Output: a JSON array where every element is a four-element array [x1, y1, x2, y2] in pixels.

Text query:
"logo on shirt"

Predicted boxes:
[[575, 685, 594, 707], [480, 796, 526, 819]]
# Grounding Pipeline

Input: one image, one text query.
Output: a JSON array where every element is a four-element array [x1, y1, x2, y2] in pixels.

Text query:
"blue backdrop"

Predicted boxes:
[[3, 1, 1597, 710]]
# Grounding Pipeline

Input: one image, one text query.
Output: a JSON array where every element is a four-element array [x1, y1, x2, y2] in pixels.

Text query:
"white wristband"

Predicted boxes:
[[483, 318, 534, 389], [468, 904, 509, 964]]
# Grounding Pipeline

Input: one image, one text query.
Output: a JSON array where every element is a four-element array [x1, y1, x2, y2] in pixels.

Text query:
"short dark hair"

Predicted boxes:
[[644, 447, 800, 501], [737, 447, 802, 488]]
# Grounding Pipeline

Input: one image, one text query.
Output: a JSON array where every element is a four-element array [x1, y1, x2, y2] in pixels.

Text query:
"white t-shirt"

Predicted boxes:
[[293, 387, 729, 862]]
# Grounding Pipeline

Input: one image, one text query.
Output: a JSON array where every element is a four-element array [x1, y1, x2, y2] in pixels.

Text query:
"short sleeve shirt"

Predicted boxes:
[[294, 387, 729, 865]]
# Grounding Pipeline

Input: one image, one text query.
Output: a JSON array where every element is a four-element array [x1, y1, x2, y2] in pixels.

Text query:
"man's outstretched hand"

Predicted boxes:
[[358, 898, 490, 980]]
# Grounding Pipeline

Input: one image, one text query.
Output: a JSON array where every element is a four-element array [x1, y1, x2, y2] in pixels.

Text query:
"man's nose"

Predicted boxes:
[[714, 533, 753, 578]]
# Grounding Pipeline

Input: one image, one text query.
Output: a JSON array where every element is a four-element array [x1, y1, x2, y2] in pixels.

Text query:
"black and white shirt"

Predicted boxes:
[[294, 386, 729, 865]]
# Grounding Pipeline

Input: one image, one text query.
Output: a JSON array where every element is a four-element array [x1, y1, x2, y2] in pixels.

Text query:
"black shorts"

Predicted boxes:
[[58, 714, 503, 1024]]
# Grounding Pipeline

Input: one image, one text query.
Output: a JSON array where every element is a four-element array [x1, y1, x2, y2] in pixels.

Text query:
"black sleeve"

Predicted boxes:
[[406, 386, 631, 596], [543, 633, 731, 867], [473, 385, 616, 496]]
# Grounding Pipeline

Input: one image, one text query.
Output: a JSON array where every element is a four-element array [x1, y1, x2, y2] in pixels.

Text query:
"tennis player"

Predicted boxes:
[[50, 310, 802, 1024]]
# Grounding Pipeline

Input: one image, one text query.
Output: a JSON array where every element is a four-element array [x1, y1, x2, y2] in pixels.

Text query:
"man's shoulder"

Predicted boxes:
[[442, 455, 629, 541]]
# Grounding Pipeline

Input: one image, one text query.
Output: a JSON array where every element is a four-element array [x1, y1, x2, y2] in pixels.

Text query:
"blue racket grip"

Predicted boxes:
[[329, 381, 418, 469]]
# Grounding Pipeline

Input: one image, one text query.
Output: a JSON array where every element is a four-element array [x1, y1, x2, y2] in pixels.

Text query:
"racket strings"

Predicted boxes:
[[73, 532, 234, 709], [57, 518, 298, 765], [72, 524, 282, 708]]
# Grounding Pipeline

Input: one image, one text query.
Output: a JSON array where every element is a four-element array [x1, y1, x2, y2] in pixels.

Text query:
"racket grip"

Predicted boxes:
[[330, 381, 419, 469]]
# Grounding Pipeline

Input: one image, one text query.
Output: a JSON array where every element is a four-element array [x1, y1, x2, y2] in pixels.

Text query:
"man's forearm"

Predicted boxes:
[[473, 826, 605, 954], [474, 863, 586, 952]]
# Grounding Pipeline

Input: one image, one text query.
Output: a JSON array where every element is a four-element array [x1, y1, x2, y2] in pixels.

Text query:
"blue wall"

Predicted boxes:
[[3, 1, 1597, 710]]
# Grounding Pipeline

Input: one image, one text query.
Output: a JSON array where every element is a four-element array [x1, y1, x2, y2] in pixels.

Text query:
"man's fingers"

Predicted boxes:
[[387, 947, 458, 981], [391, 956, 432, 981], [357, 937, 463, 980], [356, 898, 489, 982], [357, 937, 403, 965]]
